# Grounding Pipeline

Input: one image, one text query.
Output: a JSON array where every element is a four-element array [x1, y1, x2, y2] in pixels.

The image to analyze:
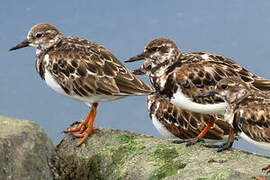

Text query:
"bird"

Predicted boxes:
[[125, 37, 270, 150], [134, 59, 231, 148], [200, 77, 270, 173], [9, 23, 153, 146]]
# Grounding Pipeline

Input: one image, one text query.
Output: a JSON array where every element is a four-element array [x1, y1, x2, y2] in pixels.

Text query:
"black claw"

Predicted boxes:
[[217, 146, 229, 152], [203, 144, 221, 148], [186, 138, 204, 147], [172, 139, 186, 144], [70, 120, 81, 126], [203, 141, 233, 152], [217, 142, 233, 152]]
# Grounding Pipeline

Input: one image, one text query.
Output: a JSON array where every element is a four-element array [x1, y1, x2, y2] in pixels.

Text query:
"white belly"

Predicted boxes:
[[171, 87, 227, 115], [151, 114, 178, 139], [44, 68, 125, 105], [44, 68, 66, 95]]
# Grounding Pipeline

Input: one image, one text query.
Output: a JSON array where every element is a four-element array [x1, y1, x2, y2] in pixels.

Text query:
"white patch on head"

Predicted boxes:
[[146, 58, 156, 68], [27, 32, 31, 40], [239, 131, 270, 152], [201, 54, 209, 59], [167, 47, 174, 59], [29, 43, 38, 48], [170, 86, 227, 115], [46, 30, 55, 33]]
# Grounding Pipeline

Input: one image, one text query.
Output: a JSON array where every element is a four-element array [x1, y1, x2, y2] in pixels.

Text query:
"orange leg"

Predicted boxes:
[[216, 126, 234, 152], [197, 116, 216, 139], [203, 126, 235, 152], [73, 103, 99, 147], [185, 116, 216, 146], [64, 108, 92, 134]]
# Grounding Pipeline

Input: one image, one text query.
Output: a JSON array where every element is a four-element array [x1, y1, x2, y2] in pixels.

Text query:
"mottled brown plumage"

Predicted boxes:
[[37, 36, 153, 98], [214, 78, 270, 143], [10, 23, 153, 146], [134, 59, 231, 142], [126, 37, 270, 150], [210, 78, 270, 172], [126, 38, 270, 105], [147, 94, 230, 141]]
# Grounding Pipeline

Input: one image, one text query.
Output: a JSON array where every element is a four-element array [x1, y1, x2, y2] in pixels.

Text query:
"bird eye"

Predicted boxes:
[[149, 47, 158, 52], [220, 84, 228, 90], [35, 33, 43, 38], [146, 64, 152, 70]]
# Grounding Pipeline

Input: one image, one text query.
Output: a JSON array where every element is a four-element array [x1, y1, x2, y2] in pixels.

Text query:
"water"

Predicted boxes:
[[1, 0, 270, 156]]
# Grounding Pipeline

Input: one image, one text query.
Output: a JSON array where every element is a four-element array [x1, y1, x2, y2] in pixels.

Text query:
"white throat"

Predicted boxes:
[[170, 88, 227, 115], [36, 49, 41, 56]]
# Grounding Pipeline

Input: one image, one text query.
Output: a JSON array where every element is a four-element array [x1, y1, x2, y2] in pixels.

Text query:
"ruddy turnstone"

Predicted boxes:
[[200, 77, 270, 172], [135, 60, 231, 145], [126, 37, 270, 148], [147, 93, 230, 143], [9, 23, 153, 146]]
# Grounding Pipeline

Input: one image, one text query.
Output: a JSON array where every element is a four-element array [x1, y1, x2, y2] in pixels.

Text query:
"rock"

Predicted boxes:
[[0, 115, 55, 180], [1, 115, 269, 180], [54, 126, 270, 180]]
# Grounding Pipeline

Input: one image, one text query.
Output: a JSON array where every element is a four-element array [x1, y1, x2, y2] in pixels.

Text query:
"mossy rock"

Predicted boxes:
[[53, 126, 270, 180]]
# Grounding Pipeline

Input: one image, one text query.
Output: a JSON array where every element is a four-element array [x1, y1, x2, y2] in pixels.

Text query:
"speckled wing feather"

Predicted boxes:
[[148, 94, 230, 140], [234, 95, 270, 143], [161, 52, 270, 104], [41, 37, 153, 97]]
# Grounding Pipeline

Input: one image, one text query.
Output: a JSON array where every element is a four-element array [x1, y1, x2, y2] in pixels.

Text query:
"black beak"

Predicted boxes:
[[125, 52, 146, 63], [9, 39, 30, 51], [196, 91, 219, 98], [132, 68, 145, 75]]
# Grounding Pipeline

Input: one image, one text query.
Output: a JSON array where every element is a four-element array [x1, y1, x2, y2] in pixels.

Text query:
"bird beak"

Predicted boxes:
[[125, 52, 146, 62], [9, 39, 30, 51], [132, 68, 145, 75], [196, 91, 219, 98]]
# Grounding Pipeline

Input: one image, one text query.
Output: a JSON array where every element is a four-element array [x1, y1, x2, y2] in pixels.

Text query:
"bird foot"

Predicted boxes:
[[204, 142, 232, 152], [171, 138, 205, 146], [64, 119, 88, 134], [171, 139, 187, 144], [73, 127, 98, 146], [185, 138, 205, 147]]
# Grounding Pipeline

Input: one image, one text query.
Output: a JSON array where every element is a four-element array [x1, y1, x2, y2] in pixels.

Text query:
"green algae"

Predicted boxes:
[[149, 160, 186, 180]]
